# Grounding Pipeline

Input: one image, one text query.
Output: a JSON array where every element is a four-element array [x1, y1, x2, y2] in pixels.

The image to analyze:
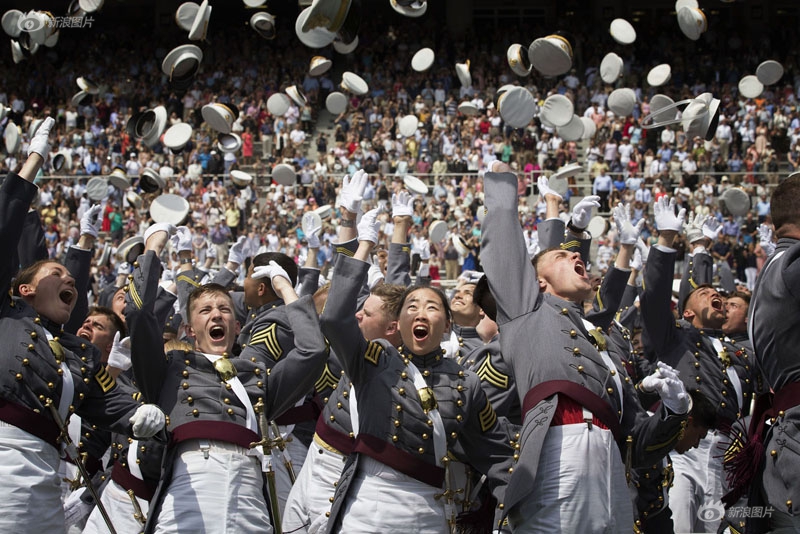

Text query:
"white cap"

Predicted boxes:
[[295, 7, 336, 49], [403, 175, 428, 195], [150, 194, 190, 225], [540, 94, 574, 127], [2, 10, 23, 38], [756, 60, 784, 86], [250, 11, 276, 40], [557, 114, 586, 142], [398, 115, 419, 137], [498, 86, 536, 128], [267, 93, 291, 116], [506, 44, 532, 77], [272, 163, 296, 186], [411, 47, 435, 72], [326, 91, 348, 115], [528, 35, 573, 77], [677, 6, 707, 41], [580, 116, 597, 140], [217, 133, 242, 153], [738, 75, 764, 99], [109, 167, 130, 191], [202, 102, 238, 134], [163, 122, 193, 152], [600, 52, 624, 84], [140, 167, 166, 194], [175, 2, 199, 32], [188, 0, 211, 41], [231, 169, 253, 188], [309, 55, 333, 76], [390, 0, 427, 17], [607, 88, 637, 117], [340, 72, 369, 95], [455, 61, 471, 87], [86, 177, 108, 201], [286, 85, 307, 107], [647, 64, 672, 87], [609, 18, 636, 45]]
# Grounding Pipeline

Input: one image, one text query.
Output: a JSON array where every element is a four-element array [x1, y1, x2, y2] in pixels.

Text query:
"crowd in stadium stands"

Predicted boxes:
[[2, 11, 795, 292]]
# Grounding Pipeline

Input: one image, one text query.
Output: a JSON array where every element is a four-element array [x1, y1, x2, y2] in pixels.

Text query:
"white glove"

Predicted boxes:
[[419, 238, 431, 261], [106, 332, 131, 371], [144, 222, 177, 243], [116, 262, 130, 276], [653, 196, 686, 233], [571, 195, 601, 230], [337, 169, 368, 213], [629, 248, 643, 271], [367, 263, 385, 289], [635, 238, 650, 266], [206, 242, 218, 259], [80, 205, 102, 239], [526, 231, 540, 258], [170, 226, 194, 253], [130, 404, 165, 438], [537, 176, 562, 201], [758, 224, 775, 256], [227, 235, 248, 265], [640, 362, 690, 414], [684, 212, 707, 243], [613, 203, 645, 245], [304, 220, 322, 248], [252, 260, 291, 285], [702, 217, 722, 241], [357, 207, 381, 244], [392, 191, 415, 218], [28, 116, 55, 158]]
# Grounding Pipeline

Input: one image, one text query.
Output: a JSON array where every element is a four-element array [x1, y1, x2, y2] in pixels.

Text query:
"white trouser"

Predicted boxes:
[[509, 423, 633, 533], [83, 479, 150, 534], [670, 430, 724, 533], [337, 456, 449, 533], [283, 436, 347, 534], [272, 433, 308, 516], [153, 439, 273, 534], [0, 422, 66, 534]]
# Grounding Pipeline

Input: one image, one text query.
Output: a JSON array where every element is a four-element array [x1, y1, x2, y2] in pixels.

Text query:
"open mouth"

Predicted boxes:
[[77, 330, 91, 340], [711, 297, 724, 313], [412, 323, 429, 341], [209, 325, 225, 341], [574, 260, 587, 278], [59, 289, 75, 305]]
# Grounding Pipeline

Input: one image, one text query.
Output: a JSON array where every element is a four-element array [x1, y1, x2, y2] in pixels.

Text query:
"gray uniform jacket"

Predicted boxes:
[[320, 254, 514, 532], [0, 173, 141, 443], [749, 237, 800, 520], [126, 248, 328, 533], [480, 171, 688, 516], [640, 246, 743, 427], [678, 250, 713, 315], [458, 336, 520, 425]]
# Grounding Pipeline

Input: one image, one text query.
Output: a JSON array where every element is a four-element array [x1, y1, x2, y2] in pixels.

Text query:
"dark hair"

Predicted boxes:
[[250, 252, 298, 287], [371, 283, 406, 319], [681, 283, 716, 316], [771, 174, 800, 232], [87, 306, 127, 338], [728, 291, 751, 306], [13, 259, 63, 297], [399, 285, 451, 322], [186, 284, 233, 322], [689, 390, 716, 429]]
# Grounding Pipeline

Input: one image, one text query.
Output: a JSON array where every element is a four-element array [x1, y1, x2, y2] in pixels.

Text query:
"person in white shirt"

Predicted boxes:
[[634, 182, 652, 204], [715, 116, 732, 160]]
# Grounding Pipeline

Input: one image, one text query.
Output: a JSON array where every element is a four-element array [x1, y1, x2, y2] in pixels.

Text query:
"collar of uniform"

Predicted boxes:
[[254, 298, 285, 317], [727, 331, 749, 343], [17, 299, 65, 336], [400, 345, 445, 368], [542, 293, 584, 317], [697, 327, 726, 339], [451, 323, 480, 339]]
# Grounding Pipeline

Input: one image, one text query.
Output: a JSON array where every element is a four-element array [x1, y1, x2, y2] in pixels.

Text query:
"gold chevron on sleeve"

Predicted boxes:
[[364, 341, 382, 365], [95, 366, 116, 393], [478, 399, 497, 432], [476, 357, 509, 390], [335, 245, 355, 257], [128, 280, 143, 309], [250, 323, 283, 360], [315, 364, 339, 394], [176, 274, 202, 288]]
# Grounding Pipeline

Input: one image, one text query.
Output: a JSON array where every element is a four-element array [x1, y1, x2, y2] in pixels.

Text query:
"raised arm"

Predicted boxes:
[[386, 192, 414, 286], [481, 162, 539, 324]]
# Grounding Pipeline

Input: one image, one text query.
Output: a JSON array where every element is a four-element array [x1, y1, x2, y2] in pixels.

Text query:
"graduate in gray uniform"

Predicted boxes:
[[320, 207, 516, 533], [480, 162, 690, 533], [127, 223, 328, 534], [640, 196, 748, 533], [0, 117, 165, 534], [733, 175, 800, 532]]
